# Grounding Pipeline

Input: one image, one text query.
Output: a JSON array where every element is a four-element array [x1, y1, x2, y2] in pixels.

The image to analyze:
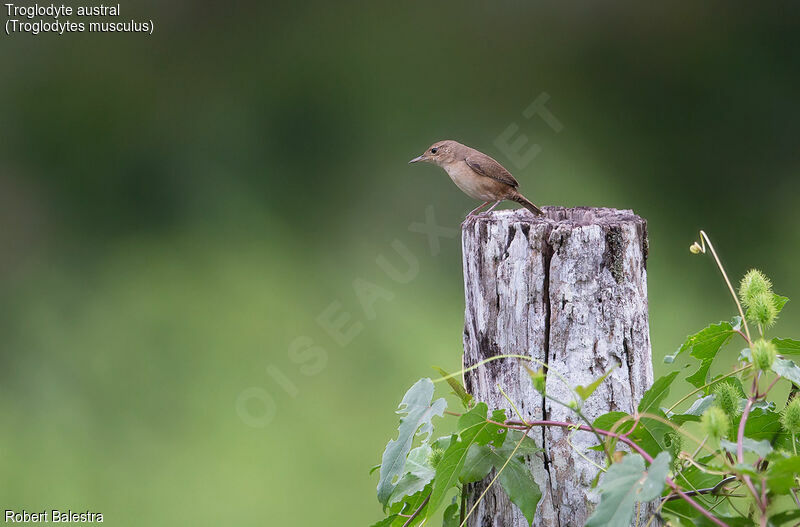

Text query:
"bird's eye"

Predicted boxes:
[[431, 148, 438, 154]]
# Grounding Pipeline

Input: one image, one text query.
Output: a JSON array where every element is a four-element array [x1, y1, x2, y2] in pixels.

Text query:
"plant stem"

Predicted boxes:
[[666, 365, 751, 413], [402, 492, 430, 527], [696, 231, 751, 342], [459, 425, 530, 527], [737, 398, 765, 511], [505, 419, 731, 527]]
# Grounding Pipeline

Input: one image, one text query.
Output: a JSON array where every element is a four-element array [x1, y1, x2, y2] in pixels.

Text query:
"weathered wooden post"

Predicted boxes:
[[462, 207, 654, 526]]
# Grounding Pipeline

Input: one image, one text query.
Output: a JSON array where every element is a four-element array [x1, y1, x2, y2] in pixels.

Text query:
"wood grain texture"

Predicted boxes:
[[461, 207, 655, 527]]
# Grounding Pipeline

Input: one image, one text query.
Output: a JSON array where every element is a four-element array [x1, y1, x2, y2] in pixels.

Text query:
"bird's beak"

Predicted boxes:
[[408, 155, 424, 164]]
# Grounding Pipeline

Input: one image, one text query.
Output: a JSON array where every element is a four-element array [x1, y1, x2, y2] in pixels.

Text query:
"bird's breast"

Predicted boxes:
[[444, 163, 504, 201]]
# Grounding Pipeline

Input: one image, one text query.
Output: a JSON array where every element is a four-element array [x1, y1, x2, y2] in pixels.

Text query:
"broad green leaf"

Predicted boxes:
[[664, 321, 733, 363], [730, 463, 760, 478], [388, 445, 435, 505], [692, 516, 756, 527], [457, 415, 523, 485], [369, 514, 398, 526], [734, 408, 782, 444], [426, 403, 496, 518], [442, 500, 460, 527], [774, 337, 800, 356], [404, 445, 435, 479], [686, 359, 713, 389], [377, 378, 447, 505], [769, 509, 800, 525], [664, 455, 722, 519], [670, 394, 715, 425], [720, 437, 773, 458], [585, 453, 671, 527], [497, 430, 541, 457], [576, 366, 617, 401], [593, 411, 634, 434], [432, 435, 452, 452], [457, 403, 506, 447], [684, 394, 716, 415], [388, 486, 431, 526], [668, 413, 701, 425], [637, 411, 673, 453], [772, 357, 800, 387], [638, 371, 679, 413], [629, 419, 669, 459], [434, 367, 473, 409], [494, 455, 541, 526], [459, 444, 494, 483], [766, 454, 800, 494], [489, 409, 509, 448], [481, 434, 542, 525]]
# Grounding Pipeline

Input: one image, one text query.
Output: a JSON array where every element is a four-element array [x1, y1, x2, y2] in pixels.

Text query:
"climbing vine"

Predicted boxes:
[[369, 232, 800, 527]]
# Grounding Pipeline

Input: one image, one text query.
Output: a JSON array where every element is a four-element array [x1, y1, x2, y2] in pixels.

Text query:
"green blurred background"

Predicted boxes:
[[1, 2, 798, 525]]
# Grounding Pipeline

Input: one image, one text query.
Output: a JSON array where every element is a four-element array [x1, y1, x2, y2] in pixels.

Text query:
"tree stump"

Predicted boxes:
[[462, 207, 653, 527]]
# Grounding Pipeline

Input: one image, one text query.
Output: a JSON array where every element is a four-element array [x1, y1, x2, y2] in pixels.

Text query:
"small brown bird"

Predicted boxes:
[[409, 140, 543, 221]]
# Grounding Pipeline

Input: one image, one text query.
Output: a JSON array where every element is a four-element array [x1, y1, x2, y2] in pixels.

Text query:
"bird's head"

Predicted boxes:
[[408, 140, 460, 167]]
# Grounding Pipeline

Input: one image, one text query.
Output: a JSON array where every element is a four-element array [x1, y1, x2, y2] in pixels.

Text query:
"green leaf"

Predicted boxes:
[[769, 509, 800, 525], [686, 359, 713, 389], [593, 412, 634, 434], [766, 454, 800, 494], [670, 394, 715, 425], [377, 378, 447, 505], [576, 366, 617, 401], [773, 337, 800, 356], [388, 486, 431, 526], [664, 321, 733, 363], [664, 455, 721, 519], [489, 409, 509, 448], [585, 453, 671, 527], [735, 408, 782, 444], [459, 444, 495, 483], [442, 499, 460, 527], [629, 419, 671, 458], [730, 463, 760, 478], [637, 411, 673, 452], [720, 437, 773, 458], [494, 455, 541, 526], [772, 357, 800, 387], [526, 366, 546, 395], [388, 445, 435, 505], [692, 516, 755, 527], [480, 433, 542, 526], [426, 403, 497, 518], [638, 371, 679, 413], [497, 430, 542, 457], [369, 514, 399, 526], [434, 367, 473, 409]]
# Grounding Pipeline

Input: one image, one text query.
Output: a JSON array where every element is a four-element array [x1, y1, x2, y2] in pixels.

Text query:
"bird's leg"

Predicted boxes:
[[462, 201, 490, 226], [480, 200, 502, 216]]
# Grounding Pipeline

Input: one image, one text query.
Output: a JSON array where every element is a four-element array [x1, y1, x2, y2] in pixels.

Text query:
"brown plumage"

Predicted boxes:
[[409, 140, 543, 220]]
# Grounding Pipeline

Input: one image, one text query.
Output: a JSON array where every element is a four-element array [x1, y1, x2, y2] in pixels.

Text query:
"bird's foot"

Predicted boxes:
[[460, 214, 479, 228]]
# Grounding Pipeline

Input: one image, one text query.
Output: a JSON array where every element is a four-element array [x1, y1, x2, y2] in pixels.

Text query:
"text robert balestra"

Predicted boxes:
[[4, 510, 104, 523]]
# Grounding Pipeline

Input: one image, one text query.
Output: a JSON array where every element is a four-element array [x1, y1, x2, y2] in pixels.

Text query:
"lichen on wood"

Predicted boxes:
[[461, 207, 655, 527]]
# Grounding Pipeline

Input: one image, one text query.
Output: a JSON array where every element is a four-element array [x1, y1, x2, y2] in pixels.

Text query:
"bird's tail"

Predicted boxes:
[[512, 192, 544, 216]]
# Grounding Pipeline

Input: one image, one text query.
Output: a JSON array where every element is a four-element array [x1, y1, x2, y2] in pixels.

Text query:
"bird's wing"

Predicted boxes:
[[465, 154, 519, 188]]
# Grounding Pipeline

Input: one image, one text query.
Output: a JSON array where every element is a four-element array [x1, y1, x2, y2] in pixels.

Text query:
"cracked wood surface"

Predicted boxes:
[[461, 207, 655, 527]]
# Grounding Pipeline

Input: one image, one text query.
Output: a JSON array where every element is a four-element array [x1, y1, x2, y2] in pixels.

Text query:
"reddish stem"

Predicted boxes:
[[737, 398, 766, 513], [506, 419, 730, 527]]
